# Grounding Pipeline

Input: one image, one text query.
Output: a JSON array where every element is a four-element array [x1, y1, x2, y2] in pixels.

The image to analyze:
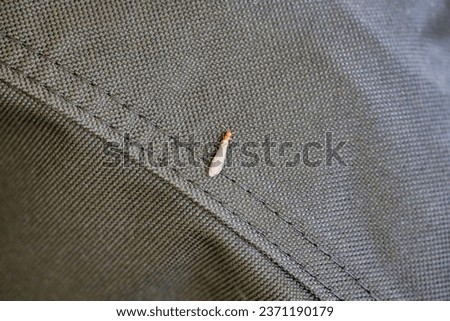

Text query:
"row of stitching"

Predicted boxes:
[[0, 77, 319, 301], [0, 63, 337, 300], [0, 32, 375, 299]]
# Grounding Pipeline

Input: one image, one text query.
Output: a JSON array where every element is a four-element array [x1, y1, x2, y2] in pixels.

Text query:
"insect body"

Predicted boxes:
[[208, 130, 231, 177]]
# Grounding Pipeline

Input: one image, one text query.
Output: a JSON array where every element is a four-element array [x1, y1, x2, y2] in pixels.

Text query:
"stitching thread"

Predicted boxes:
[[1, 68, 333, 300], [0, 74, 324, 300], [0, 32, 376, 299], [1, 61, 342, 301], [0, 32, 374, 299], [0, 77, 321, 301]]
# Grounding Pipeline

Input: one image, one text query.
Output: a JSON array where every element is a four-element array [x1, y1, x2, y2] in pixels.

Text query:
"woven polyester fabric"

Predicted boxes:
[[1, 0, 450, 300]]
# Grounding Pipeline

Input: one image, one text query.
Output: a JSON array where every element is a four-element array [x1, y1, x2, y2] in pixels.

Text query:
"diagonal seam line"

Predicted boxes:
[[0, 78, 321, 300], [0, 75, 328, 300], [0, 67, 342, 300], [0, 32, 376, 299], [0, 32, 374, 299]]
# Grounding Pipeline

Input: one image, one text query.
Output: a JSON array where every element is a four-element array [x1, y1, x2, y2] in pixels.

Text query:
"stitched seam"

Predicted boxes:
[[0, 32, 374, 299], [0, 32, 376, 299], [0, 64, 341, 300], [0, 77, 320, 301]]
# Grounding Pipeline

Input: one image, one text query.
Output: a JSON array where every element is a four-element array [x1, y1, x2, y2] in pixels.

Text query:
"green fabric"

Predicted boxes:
[[1, 0, 449, 300]]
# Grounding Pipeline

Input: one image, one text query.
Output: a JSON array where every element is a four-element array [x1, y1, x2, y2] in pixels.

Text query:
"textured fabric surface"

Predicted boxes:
[[0, 81, 316, 300], [1, 0, 450, 300]]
